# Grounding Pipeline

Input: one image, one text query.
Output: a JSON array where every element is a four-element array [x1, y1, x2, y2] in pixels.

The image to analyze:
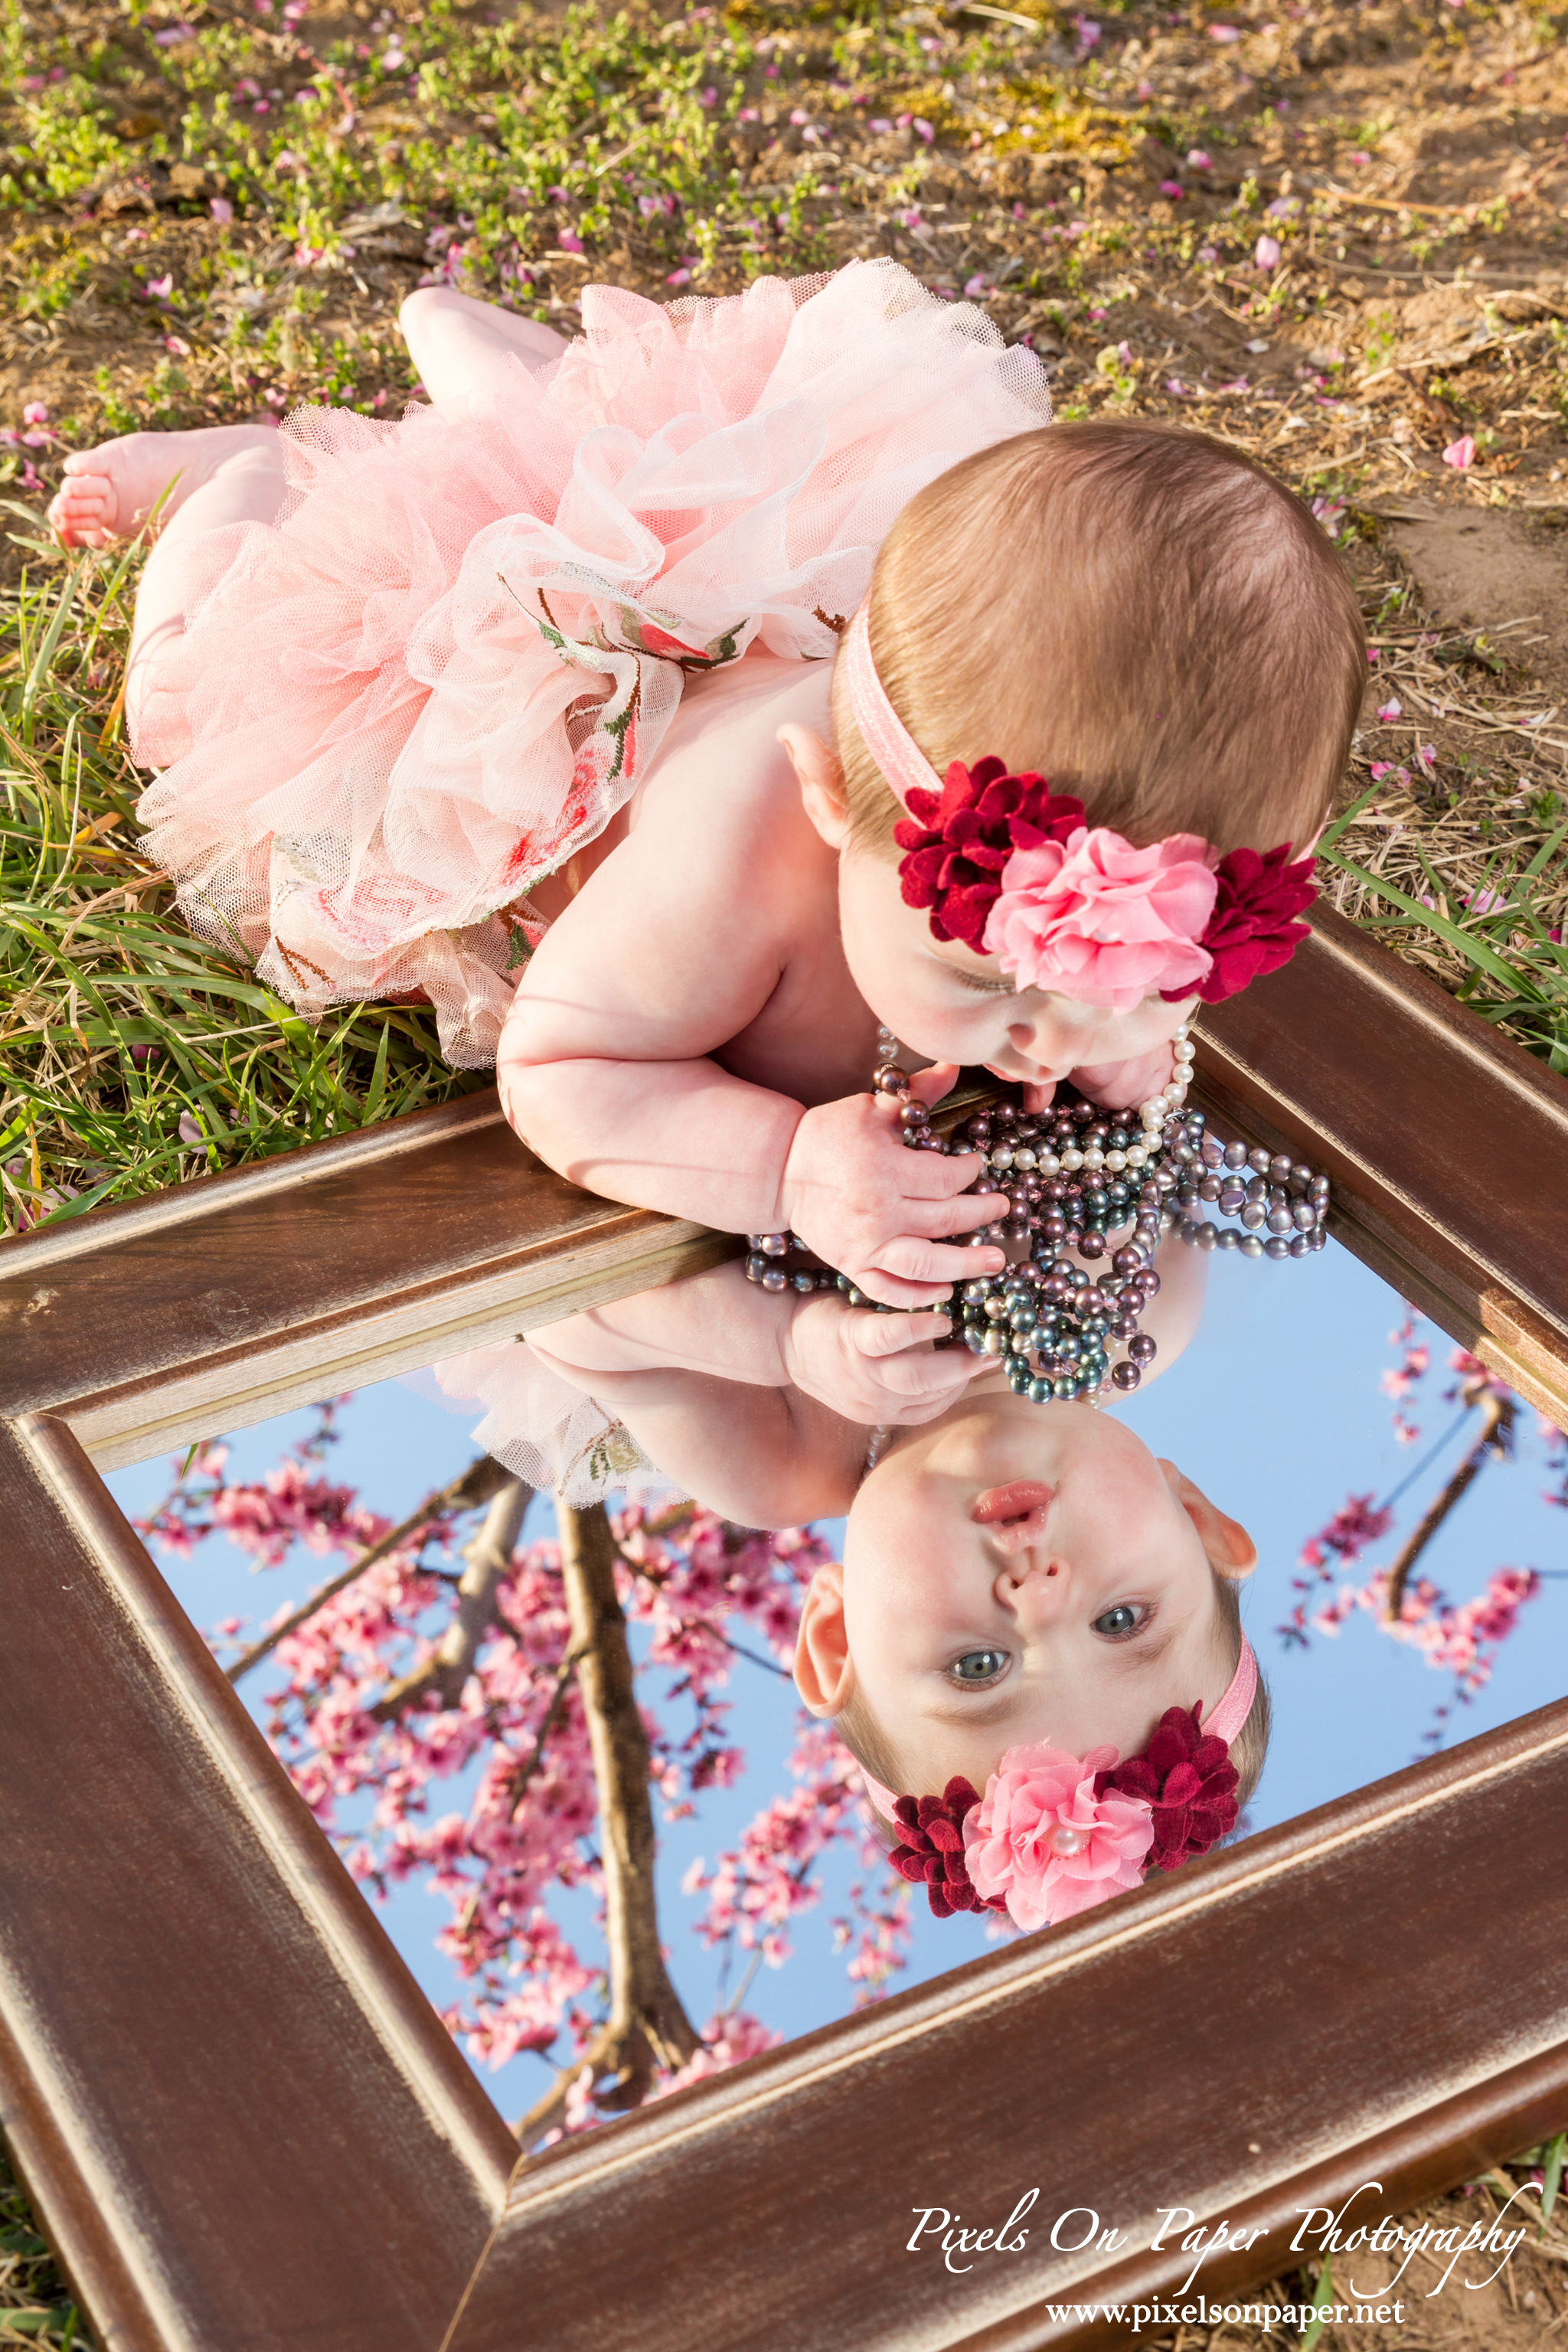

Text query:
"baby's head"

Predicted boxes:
[[792, 1386, 1269, 1902], [782, 420, 1366, 1089]]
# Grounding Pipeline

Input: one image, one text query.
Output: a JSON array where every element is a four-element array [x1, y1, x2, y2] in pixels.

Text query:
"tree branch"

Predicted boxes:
[[368, 1478, 531, 1722], [515, 1501, 701, 2149], [224, 1455, 515, 1685], [1384, 1388, 1515, 1622]]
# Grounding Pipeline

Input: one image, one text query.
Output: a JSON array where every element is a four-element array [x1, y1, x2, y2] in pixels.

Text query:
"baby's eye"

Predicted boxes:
[[1091, 1603, 1148, 1640], [948, 1647, 1009, 1685], [952, 971, 1016, 998]]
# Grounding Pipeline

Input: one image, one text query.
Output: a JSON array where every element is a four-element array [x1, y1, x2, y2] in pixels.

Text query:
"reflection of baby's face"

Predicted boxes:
[[834, 842, 1191, 1093], [838, 1390, 1239, 1796]]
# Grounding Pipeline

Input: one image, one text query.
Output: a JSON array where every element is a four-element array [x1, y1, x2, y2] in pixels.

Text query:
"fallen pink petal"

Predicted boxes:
[[1442, 434, 1477, 469], [1255, 234, 1282, 270]]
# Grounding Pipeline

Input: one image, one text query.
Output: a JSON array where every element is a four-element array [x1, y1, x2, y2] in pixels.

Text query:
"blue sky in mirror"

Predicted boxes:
[[106, 1236, 1566, 2118]]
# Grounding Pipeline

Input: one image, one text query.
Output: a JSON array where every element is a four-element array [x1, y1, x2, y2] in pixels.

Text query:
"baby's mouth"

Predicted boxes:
[[972, 1480, 1054, 1527]]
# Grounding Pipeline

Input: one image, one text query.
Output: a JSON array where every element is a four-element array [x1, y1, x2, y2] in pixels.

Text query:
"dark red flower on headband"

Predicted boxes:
[[887, 1775, 1010, 1919], [893, 757, 1085, 954], [1093, 1703, 1239, 1870], [1162, 842, 1318, 1007]]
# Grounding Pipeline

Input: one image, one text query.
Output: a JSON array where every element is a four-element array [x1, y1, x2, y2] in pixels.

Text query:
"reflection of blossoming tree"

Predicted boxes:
[[1279, 1320, 1562, 1751], [133, 1406, 912, 2147]]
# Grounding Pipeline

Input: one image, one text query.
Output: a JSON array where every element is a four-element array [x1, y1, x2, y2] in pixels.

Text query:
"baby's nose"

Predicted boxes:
[[996, 1552, 1069, 1625]]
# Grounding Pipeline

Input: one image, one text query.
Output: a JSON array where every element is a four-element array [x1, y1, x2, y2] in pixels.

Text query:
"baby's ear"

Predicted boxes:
[[793, 1560, 857, 1715], [1158, 1459, 1257, 1579], [778, 723, 849, 850]]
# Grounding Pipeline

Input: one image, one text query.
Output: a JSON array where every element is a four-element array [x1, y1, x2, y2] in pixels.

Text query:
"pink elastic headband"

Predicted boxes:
[[843, 599, 944, 805], [856, 1636, 1259, 1826]]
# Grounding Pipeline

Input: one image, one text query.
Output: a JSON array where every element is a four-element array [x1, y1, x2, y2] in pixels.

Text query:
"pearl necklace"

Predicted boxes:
[[746, 1024, 1328, 1406]]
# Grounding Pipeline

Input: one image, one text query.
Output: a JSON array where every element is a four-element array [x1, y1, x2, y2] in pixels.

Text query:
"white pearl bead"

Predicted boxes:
[[1173, 1040, 1195, 1063], [1104, 1149, 1126, 1171], [1040, 1153, 1060, 1175], [1082, 1146, 1104, 1169], [1125, 1144, 1146, 1167], [1047, 1820, 1089, 1858], [1139, 1099, 1165, 1126], [1061, 1147, 1084, 1171]]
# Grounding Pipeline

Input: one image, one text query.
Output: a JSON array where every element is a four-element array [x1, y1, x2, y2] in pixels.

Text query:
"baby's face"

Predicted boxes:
[[835, 843, 1191, 1096], [836, 1390, 1237, 1796]]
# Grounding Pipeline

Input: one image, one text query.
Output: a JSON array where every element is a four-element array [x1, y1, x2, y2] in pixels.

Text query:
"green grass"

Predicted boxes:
[[0, 2138, 89, 2350]]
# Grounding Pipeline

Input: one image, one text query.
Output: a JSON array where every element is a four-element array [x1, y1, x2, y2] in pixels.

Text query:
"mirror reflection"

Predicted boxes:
[[105, 1138, 1566, 2140]]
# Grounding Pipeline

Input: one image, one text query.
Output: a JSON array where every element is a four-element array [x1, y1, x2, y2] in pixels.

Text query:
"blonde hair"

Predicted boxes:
[[831, 419, 1365, 864], [841, 1563, 1271, 1845]]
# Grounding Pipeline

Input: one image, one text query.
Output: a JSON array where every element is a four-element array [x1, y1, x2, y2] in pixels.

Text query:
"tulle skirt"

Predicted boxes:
[[135, 260, 1051, 1064]]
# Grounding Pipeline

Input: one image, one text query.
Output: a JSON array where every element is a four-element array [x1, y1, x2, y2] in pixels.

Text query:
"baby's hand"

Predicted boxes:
[[782, 1295, 979, 1426], [1065, 1045, 1178, 1114], [779, 1067, 1008, 1308]]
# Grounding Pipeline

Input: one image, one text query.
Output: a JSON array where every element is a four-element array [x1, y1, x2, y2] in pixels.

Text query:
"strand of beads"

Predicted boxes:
[[1166, 1116, 1329, 1259]]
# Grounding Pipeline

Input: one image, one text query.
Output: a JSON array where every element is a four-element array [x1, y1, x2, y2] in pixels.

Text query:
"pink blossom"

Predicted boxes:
[[983, 826, 1218, 1011], [21, 400, 47, 424], [1209, 21, 1242, 38], [964, 1744, 1155, 1929], [1377, 697, 1403, 723], [1159, 180, 1184, 199], [143, 274, 174, 300], [912, 118, 935, 142], [1187, 149, 1213, 169], [1254, 234, 1282, 271], [1443, 434, 1477, 470], [557, 228, 583, 253], [210, 197, 234, 223]]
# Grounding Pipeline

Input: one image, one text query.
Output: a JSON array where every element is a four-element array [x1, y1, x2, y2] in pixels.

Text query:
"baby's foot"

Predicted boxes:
[[47, 421, 279, 549]]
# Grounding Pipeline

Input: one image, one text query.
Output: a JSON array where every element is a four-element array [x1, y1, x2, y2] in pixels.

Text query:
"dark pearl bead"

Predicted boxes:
[[1078, 1231, 1106, 1258], [1223, 1139, 1248, 1170], [1111, 1361, 1142, 1392], [1112, 1246, 1142, 1277], [874, 1063, 905, 1093], [1129, 1332, 1158, 1364]]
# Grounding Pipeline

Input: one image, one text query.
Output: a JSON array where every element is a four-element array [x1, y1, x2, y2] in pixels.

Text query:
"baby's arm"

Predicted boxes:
[[526, 1324, 865, 1526], [497, 673, 1005, 1305], [531, 1259, 979, 1426]]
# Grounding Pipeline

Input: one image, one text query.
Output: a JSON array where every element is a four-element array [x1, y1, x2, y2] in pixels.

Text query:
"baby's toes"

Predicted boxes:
[[48, 474, 118, 547]]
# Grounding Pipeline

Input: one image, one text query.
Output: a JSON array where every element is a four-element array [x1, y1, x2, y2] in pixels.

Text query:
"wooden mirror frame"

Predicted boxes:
[[4, 902, 1566, 2352]]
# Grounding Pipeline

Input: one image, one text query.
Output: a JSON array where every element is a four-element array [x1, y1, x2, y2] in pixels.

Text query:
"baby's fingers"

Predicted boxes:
[[851, 1308, 952, 1358], [899, 1145, 1000, 1199], [903, 1190, 1008, 1240], [874, 1236, 1007, 1290]]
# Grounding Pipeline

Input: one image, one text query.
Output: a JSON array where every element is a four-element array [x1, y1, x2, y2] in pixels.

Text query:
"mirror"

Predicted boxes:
[[102, 1090, 1566, 2144]]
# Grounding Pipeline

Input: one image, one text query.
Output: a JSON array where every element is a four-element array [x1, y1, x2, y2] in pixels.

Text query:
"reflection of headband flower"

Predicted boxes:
[[880, 1646, 1256, 1929]]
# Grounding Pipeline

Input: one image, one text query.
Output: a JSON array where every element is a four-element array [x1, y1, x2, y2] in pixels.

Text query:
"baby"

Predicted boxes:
[[51, 270, 1362, 1406], [439, 1223, 1266, 1932], [495, 413, 1365, 1355]]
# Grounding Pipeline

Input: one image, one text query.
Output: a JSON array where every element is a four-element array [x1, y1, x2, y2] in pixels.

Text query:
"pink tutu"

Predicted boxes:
[[135, 260, 1051, 1063]]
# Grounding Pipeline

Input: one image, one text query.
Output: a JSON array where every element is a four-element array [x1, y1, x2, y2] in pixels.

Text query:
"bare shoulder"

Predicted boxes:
[[628, 651, 835, 864]]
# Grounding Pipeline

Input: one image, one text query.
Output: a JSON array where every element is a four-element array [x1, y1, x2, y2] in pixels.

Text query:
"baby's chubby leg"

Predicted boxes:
[[398, 287, 569, 411], [116, 430, 290, 744], [47, 419, 283, 551]]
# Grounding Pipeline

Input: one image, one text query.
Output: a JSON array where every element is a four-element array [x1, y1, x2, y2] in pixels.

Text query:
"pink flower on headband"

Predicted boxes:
[[1165, 843, 1317, 1006], [983, 828, 1218, 1013], [962, 1743, 1155, 1929]]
